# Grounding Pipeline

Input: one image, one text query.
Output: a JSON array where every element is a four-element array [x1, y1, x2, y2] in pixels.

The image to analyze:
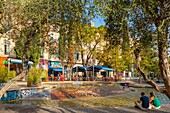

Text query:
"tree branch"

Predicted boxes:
[[134, 49, 169, 96]]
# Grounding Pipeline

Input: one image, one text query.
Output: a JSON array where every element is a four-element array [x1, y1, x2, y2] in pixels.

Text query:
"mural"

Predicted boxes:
[[0, 89, 38, 102], [0, 83, 5, 89], [20, 89, 37, 99]]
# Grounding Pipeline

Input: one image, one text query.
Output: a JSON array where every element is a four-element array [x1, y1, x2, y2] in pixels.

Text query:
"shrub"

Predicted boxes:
[[0, 66, 15, 83], [27, 67, 44, 83], [41, 70, 47, 81], [118, 76, 122, 81]]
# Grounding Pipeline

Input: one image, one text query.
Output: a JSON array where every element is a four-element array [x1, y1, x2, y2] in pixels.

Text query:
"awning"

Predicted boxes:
[[7, 58, 33, 65], [86, 66, 103, 72], [72, 66, 87, 72], [101, 66, 115, 71], [48, 60, 61, 67], [86, 66, 114, 72], [49, 66, 67, 72], [53, 68, 67, 72]]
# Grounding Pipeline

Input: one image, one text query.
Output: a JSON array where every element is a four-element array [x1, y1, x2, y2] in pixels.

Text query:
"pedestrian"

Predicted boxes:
[[134, 92, 149, 109], [149, 92, 161, 109]]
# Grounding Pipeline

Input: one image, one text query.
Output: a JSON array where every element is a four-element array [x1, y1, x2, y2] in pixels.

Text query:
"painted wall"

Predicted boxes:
[[0, 89, 38, 102]]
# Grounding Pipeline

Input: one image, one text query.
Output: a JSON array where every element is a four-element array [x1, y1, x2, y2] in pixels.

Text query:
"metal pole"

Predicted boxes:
[[76, 66, 78, 76], [8, 58, 10, 73], [93, 65, 94, 81]]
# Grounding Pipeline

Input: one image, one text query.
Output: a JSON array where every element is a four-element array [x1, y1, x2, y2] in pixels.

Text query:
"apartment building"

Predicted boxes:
[[0, 33, 16, 67], [0, 23, 106, 80]]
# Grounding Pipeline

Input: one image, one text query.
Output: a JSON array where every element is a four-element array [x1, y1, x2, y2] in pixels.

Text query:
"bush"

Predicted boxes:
[[0, 66, 15, 83], [118, 76, 122, 81], [41, 70, 47, 81], [27, 67, 44, 83]]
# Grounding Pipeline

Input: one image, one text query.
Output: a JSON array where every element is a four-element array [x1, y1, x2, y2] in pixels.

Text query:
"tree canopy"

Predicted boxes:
[[100, 0, 170, 98]]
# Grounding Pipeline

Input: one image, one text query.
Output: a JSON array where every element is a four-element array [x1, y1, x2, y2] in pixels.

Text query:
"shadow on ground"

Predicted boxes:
[[0, 104, 170, 113]]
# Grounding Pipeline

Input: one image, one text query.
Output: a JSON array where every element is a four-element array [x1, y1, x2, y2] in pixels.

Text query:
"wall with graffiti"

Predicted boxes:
[[0, 89, 38, 102]]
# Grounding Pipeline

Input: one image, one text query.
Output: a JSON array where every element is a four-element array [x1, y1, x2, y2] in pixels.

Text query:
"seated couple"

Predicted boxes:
[[134, 92, 161, 110]]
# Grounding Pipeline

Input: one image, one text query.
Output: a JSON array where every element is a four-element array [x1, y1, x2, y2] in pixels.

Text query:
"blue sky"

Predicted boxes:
[[93, 17, 105, 27]]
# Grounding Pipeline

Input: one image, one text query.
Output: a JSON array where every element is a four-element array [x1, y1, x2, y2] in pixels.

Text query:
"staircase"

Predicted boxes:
[[0, 71, 26, 99]]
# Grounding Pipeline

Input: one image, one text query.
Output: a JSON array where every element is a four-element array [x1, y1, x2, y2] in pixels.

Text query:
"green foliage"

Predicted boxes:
[[101, 0, 170, 98], [27, 67, 44, 83], [139, 47, 159, 75], [2, 0, 56, 68], [100, 0, 164, 74], [97, 45, 133, 72], [75, 24, 106, 66], [14, 38, 41, 66], [0, 66, 15, 83], [58, 36, 67, 60], [56, 0, 98, 67], [118, 76, 122, 81], [95, 0, 134, 72]]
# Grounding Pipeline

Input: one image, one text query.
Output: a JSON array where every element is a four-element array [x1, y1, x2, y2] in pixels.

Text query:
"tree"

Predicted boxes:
[[97, 45, 133, 73], [96, 0, 133, 73], [0, 0, 55, 69], [0, 0, 59, 98], [14, 0, 56, 67], [0, 0, 56, 98], [56, 0, 97, 78], [139, 47, 159, 77], [101, 0, 170, 98], [75, 25, 106, 66], [133, 0, 170, 98]]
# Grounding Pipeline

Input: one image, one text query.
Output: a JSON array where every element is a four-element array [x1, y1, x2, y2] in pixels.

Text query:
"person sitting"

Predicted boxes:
[[134, 92, 149, 109], [149, 92, 161, 109]]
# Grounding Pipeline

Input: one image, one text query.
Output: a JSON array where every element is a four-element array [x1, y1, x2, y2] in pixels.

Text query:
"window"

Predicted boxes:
[[74, 52, 79, 60], [56, 49, 59, 58], [40, 47, 44, 58], [4, 40, 10, 55], [50, 33, 54, 41], [77, 52, 79, 60]]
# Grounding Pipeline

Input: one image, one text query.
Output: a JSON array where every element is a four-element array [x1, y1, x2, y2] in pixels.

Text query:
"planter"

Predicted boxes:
[[27, 81, 41, 87]]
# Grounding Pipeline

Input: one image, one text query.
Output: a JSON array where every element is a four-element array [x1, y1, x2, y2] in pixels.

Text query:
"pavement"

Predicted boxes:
[[0, 104, 170, 113], [8, 81, 134, 91], [1, 81, 169, 113], [8, 80, 151, 89]]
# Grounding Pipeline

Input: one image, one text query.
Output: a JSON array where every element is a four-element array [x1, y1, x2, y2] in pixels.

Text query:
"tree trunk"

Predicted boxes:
[[157, 25, 170, 98]]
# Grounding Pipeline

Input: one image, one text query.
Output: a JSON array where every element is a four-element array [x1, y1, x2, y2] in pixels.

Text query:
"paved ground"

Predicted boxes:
[[0, 104, 170, 113], [1, 81, 169, 113]]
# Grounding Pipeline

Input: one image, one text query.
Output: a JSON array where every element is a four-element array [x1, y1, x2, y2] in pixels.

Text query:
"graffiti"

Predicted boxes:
[[0, 83, 5, 89], [0, 89, 38, 102], [32, 91, 50, 98], [1, 90, 20, 102], [20, 89, 37, 99]]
